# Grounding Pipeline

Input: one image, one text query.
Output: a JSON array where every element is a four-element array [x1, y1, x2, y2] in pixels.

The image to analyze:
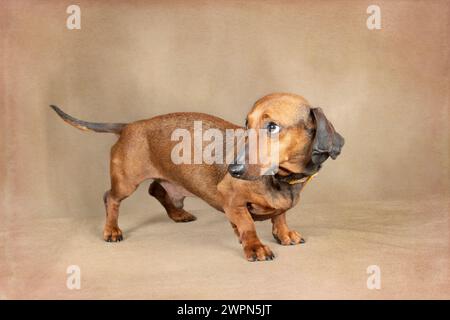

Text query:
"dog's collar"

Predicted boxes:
[[289, 173, 317, 185], [277, 172, 318, 185]]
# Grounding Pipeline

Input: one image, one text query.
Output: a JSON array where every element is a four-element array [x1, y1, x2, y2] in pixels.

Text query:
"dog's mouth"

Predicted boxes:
[[275, 166, 292, 176], [259, 165, 292, 177], [274, 164, 322, 184], [273, 166, 302, 180]]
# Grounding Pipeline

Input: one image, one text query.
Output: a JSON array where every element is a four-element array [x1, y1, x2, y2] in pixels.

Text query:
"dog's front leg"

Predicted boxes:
[[225, 207, 274, 261], [271, 212, 305, 245]]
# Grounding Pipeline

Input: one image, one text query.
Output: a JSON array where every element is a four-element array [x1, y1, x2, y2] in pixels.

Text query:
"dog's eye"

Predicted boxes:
[[266, 122, 280, 134]]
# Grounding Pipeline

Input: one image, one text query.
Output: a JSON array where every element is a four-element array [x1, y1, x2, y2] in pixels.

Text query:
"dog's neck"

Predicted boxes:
[[276, 172, 318, 185]]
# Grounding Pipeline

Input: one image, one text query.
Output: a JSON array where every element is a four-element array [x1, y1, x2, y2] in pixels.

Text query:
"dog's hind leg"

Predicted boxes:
[[103, 150, 141, 242], [148, 181, 197, 222], [103, 176, 138, 242]]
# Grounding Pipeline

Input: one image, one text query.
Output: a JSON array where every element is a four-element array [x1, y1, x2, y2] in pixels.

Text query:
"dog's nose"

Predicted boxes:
[[228, 163, 246, 177]]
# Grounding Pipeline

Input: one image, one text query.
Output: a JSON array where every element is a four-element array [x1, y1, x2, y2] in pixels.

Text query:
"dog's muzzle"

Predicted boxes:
[[228, 163, 246, 177]]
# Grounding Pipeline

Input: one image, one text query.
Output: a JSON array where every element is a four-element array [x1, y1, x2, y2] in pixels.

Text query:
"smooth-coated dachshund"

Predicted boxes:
[[50, 93, 344, 261]]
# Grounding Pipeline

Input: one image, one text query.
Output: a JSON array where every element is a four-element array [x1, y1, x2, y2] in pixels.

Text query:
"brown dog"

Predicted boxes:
[[50, 93, 344, 261]]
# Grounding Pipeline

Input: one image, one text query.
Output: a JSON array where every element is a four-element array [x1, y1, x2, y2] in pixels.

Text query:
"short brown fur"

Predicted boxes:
[[50, 93, 343, 261]]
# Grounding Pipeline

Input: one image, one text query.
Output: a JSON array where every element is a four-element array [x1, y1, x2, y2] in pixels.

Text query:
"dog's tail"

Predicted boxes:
[[49, 105, 127, 134]]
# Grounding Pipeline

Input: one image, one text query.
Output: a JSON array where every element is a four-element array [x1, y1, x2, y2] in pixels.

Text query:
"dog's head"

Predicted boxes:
[[228, 93, 344, 180]]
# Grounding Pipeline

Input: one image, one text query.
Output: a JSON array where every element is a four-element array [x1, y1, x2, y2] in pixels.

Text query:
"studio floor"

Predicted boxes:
[[1, 196, 448, 299]]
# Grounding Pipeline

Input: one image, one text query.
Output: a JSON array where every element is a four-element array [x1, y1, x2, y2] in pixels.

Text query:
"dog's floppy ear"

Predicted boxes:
[[310, 107, 345, 165]]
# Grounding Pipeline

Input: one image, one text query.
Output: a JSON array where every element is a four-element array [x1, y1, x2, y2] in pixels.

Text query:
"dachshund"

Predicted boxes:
[[50, 93, 344, 261]]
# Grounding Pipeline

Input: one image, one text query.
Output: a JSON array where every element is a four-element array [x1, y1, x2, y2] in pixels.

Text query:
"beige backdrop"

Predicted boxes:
[[1, 0, 449, 299]]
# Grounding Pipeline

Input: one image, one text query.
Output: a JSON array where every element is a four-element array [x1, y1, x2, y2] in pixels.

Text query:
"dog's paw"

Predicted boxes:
[[103, 226, 123, 242], [243, 243, 275, 262], [169, 209, 197, 223], [273, 230, 305, 245]]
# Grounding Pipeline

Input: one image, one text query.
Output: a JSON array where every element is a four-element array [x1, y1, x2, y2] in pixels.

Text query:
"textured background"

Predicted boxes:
[[1, 0, 448, 299]]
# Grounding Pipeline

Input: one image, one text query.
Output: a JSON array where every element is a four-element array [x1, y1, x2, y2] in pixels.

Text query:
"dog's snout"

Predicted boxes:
[[228, 163, 246, 177]]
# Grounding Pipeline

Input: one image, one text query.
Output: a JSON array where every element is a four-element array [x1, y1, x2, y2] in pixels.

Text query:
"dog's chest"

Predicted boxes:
[[246, 178, 303, 219]]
